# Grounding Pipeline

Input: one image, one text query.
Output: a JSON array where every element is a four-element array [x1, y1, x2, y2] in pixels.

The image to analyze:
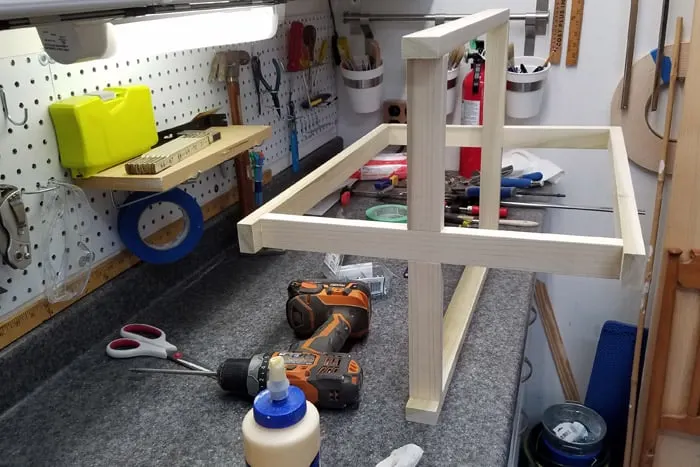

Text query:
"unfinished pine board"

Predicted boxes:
[[76, 125, 271, 192], [633, 1, 700, 462], [441, 266, 488, 390], [387, 124, 611, 150], [480, 21, 508, 229], [401, 9, 510, 59], [237, 9, 645, 426], [405, 261, 444, 423], [237, 125, 390, 253], [609, 127, 646, 286], [257, 214, 625, 278], [404, 54, 447, 423]]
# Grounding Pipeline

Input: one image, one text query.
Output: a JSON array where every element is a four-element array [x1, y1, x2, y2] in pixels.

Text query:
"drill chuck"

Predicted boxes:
[[216, 351, 362, 409], [217, 354, 267, 398]]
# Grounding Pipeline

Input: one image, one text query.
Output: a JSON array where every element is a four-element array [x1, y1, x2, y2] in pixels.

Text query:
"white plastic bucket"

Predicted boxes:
[[340, 59, 384, 114], [445, 67, 459, 115], [506, 56, 550, 119]]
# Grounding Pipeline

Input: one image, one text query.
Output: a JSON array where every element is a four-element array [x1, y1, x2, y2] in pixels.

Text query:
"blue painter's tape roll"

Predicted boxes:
[[118, 188, 204, 264]]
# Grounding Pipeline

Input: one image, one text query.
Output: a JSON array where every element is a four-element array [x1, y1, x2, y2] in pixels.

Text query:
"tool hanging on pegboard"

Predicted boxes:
[[0, 185, 31, 271]]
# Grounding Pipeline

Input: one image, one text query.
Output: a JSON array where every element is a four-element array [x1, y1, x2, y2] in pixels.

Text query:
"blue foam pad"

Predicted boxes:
[[585, 320, 647, 464]]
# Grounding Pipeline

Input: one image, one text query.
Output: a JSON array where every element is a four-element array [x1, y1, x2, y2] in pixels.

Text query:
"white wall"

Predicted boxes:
[[333, 0, 694, 423]]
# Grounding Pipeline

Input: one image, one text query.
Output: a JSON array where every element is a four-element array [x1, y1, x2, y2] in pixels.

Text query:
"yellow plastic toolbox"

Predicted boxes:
[[49, 86, 158, 178]]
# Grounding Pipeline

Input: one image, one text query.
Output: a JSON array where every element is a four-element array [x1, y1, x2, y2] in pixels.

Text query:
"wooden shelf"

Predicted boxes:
[[75, 125, 271, 192]]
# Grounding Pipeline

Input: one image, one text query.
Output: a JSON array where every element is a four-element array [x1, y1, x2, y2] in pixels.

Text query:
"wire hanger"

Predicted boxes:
[[0, 86, 29, 126]]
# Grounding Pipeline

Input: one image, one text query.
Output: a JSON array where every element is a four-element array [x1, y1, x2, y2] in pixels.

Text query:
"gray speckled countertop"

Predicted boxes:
[[0, 187, 542, 466]]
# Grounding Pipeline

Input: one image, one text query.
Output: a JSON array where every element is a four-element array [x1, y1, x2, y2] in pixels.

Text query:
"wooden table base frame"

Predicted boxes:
[[237, 9, 645, 425], [640, 249, 700, 464]]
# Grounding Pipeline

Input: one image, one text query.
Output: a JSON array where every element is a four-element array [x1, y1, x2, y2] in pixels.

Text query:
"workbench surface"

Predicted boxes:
[[0, 195, 541, 466]]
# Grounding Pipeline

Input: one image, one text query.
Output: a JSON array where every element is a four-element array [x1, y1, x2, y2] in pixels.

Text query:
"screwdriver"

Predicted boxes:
[[445, 205, 508, 217], [463, 187, 566, 198], [445, 212, 538, 228], [500, 177, 544, 188], [499, 200, 646, 215]]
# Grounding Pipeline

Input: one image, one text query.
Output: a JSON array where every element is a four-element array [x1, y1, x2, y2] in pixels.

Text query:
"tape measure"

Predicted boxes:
[[548, 0, 567, 65], [566, 0, 585, 67]]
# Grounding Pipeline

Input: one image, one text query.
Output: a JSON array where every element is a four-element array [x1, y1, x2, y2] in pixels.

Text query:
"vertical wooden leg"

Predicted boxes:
[[404, 55, 447, 425], [235, 151, 255, 216], [406, 262, 444, 424]]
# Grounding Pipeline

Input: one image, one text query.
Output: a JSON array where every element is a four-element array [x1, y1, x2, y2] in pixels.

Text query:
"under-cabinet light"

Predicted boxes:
[[113, 5, 281, 57], [36, 4, 282, 64]]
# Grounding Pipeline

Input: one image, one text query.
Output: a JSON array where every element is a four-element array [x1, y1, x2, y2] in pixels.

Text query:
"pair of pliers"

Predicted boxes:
[[251, 56, 282, 117]]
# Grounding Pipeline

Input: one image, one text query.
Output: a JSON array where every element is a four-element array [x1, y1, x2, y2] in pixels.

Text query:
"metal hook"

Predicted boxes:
[[21, 178, 60, 195], [0, 86, 28, 126]]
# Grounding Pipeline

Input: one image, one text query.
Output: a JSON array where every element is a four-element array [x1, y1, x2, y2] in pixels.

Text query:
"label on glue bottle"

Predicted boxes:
[[462, 100, 481, 125]]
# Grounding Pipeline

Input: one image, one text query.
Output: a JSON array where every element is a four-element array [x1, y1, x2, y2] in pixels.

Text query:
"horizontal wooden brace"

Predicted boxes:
[[387, 124, 612, 149], [258, 213, 625, 279], [402, 9, 510, 59], [238, 124, 391, 253]]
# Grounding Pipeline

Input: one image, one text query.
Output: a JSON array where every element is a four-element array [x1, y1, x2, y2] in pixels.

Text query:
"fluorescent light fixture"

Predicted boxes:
[[36, 4, 283, 64], [113, 5, 281, 57]]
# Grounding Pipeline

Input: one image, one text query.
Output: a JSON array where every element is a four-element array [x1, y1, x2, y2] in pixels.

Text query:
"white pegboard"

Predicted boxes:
[[0, 12, 337, 317]]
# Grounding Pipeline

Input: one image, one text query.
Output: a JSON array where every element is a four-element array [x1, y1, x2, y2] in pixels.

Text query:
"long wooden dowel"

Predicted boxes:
[[624, 16, 683, 467], [534, 280, 581, 402]]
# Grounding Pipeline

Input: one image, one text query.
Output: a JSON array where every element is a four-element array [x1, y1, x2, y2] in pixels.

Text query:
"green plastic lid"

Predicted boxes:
[[366, 204, 408, 223]]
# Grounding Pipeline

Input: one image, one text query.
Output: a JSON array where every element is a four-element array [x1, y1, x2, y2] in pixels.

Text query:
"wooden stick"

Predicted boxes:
[[534, 280, 581, 402], [624, 17, 683, 467]]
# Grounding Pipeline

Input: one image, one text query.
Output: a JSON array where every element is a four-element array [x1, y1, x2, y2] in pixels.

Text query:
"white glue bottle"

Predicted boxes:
[[242, 355, 321, 466]]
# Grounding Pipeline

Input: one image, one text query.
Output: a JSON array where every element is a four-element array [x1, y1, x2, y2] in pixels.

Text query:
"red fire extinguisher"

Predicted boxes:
[[459, 53, 486, 178]]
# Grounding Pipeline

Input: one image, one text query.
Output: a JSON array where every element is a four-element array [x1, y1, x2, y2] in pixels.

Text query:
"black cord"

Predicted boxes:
[[328, 0, 341, 66]]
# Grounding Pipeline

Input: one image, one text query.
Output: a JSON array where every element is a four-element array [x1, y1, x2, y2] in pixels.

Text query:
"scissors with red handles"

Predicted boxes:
[[106, 323, 212, 373]]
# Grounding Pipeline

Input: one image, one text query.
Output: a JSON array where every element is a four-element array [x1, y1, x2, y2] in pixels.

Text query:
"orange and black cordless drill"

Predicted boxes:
[[201, 281, 371, 410], [286, 280, 372, 353], [132, 281, 371, 410]]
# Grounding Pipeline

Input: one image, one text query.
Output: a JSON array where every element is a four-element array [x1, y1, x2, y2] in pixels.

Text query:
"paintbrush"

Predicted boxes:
[[448, 44, 465, 69], [507, 43, 516, 72], [533, 52, 553, 73]]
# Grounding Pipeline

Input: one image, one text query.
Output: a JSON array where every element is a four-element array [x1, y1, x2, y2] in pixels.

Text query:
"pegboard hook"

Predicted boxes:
[[0, 86, 29, 126]]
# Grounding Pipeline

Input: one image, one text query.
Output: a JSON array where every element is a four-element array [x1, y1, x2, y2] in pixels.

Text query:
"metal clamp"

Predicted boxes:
[[0, 185, 32, 269], [521, 357, 533, 383]]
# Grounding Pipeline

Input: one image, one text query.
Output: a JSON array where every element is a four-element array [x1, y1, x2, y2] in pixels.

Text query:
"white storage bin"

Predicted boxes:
[[340, 59, 384, 114], [506, 56, 550, 119]]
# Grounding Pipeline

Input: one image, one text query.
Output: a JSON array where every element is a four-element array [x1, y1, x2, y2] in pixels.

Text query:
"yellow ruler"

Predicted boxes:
[[566, 0, 585, 66], [548, 0, 568, 65]]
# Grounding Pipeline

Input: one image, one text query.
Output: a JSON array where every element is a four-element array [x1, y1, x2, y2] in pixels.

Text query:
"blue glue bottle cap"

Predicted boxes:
[[253, 385, 307, 429], [253, 355, 307, 429]]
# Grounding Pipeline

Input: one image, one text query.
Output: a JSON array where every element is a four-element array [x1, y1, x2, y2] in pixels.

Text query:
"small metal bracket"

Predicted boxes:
[[524, 0, 551, 56], [535, 0, 550, 34], [348, 0, 362, 36], [524, 14, 537, 56]]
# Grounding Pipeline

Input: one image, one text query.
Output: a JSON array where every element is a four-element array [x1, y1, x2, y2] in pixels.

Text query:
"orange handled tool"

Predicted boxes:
[[286, 280, 372, 354]]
